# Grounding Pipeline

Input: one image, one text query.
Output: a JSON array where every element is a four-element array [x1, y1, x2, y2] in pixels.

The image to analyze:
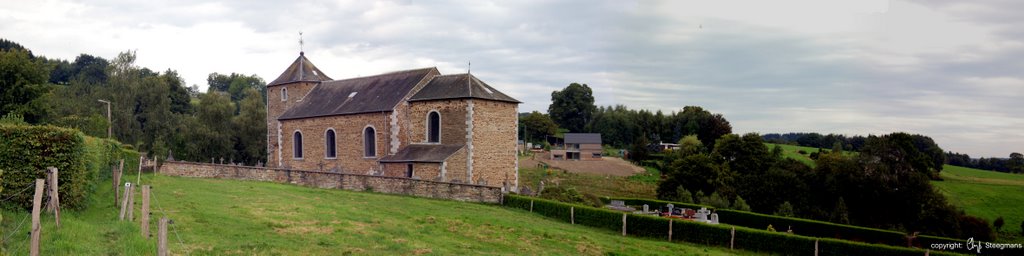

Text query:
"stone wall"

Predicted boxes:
[[407, 99, 469, 145], [267, 81, 320, 167], [381, 162, 442, 180], [278, 112, 391, 172], [161, 160, 503, 203], [470, 100, 519, 190]]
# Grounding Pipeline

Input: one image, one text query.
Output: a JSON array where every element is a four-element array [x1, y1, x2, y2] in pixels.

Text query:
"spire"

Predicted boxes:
[[268, 52, 332, 86], [299, 31, 305, 56]]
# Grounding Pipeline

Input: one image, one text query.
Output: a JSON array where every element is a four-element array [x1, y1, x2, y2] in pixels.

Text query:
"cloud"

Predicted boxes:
[[0, 0, 1021, 157]]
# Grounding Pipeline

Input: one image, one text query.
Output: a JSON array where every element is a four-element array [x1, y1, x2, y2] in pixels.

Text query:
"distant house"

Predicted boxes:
[[550, 133, 602, 161]]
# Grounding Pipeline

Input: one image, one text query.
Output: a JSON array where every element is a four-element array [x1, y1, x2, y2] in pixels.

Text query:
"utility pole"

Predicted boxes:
[[98, 99, 111, 138]]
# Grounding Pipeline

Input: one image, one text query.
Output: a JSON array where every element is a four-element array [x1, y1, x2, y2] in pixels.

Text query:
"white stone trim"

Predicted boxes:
[[390, 110, 400, 154], [276, 122, 283, 166], [426, 109, 441, 143], [513, 105, 520, 192], [465, 99, 474, 181]]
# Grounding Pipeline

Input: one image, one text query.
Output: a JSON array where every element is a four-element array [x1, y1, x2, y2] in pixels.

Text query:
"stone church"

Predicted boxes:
[[265, 52, 520, 191]]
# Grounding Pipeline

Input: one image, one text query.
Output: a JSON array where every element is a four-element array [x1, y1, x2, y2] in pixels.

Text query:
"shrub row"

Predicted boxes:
[[602, 197, 970, 250], [521, 195, 961, 255], [0, 124, 138, 210]]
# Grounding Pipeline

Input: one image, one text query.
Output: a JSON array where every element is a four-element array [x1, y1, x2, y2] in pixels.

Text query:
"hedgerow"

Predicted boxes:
[[0, 124, 138, 210], [511, 194, 961, 255]]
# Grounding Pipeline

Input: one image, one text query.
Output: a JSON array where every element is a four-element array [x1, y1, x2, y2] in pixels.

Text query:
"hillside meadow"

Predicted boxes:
[[768, 143, 1024, 243], [1, 173, 756, 255]]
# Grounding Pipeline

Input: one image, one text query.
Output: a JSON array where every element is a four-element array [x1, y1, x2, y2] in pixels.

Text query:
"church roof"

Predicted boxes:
[[379, 144, 465, 163], [277, 67, 438, 120], [268, 52, 332, 86], [408, 74, 520, 103]]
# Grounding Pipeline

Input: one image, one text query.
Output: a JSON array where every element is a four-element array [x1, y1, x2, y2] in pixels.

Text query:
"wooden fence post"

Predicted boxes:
[[621, 213, 627, 236], [127, 184, 135, 221], [30, 179, 45, 256], [530, 200, 533, 212], [119, 183, 131, 220], [141, 185, 151, 238], [158, 217, 169, 256], [46, 167, 60, 227], [814, 239, 819, 256], [668, 219, 673, 242], [730, 226, 735, 250], [114, 159, 123, 205], [570, 207, 574, 224]]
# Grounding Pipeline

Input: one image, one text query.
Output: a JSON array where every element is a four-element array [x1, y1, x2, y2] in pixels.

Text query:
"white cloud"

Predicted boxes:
[[1, 0, 1021, 157]]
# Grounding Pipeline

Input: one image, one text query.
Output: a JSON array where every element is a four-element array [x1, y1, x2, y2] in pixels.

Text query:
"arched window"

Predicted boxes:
[[325, 129, 336, 158], [427, 111, 440, 143], [364, 126, 376, 157], [293, 131, 303, 159], [281, 88, 288, 101]]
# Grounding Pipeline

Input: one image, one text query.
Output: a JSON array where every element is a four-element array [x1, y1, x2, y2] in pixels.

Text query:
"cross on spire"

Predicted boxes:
[[299, 31, 305, 54]]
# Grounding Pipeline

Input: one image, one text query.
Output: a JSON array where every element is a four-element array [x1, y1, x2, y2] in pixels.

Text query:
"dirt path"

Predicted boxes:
[[521, 155, 644, 176]]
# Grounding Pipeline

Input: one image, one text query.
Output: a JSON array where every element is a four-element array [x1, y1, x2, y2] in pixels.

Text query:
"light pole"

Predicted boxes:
[[97, 99, 111, 138]]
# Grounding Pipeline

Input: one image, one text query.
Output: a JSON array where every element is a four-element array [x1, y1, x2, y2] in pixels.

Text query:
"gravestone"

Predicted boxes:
[[710, 213, 719, 224], [667, 204, 675, 216]]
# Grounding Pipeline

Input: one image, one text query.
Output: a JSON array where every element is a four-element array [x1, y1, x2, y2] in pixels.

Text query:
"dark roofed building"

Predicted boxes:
[[266, 52, 521, 191]]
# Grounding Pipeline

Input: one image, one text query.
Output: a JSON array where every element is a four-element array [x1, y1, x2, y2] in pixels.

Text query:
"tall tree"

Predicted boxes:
[[519, 111, 558, 144], [233, 88, 267, 165], [548, 83, 596, 133], [1009, 152, 1024, 173], [0, 49, 51, 123]]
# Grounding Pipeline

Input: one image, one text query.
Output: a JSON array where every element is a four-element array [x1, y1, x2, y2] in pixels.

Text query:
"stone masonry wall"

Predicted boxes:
[[444, 146, 468, 182], [381, 162, 442, 180], [279, 112, 391, 173], [407, 99, 468, 145], [471, 100, 518, 190], [267, 81, 320, 167], [161, 161, 503, 203]]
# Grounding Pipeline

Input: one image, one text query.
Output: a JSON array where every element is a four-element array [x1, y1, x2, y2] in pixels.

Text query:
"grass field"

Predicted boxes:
[[934, 165, 1024, 242], [767, 143, 1024, 242], [1, 173, 753, 255]]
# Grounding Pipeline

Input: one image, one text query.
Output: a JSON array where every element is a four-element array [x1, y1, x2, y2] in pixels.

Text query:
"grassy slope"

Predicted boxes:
[[2, 173, 754, 255], [767, 143, 1024, 242], [518, 158, 659, 199], [933, 165, 1024, 242]]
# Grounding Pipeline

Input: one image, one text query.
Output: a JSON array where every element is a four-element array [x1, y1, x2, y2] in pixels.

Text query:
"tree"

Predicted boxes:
[[208, 72, 267, 103], [233, 88, 267, 165], [677, 135, 704, 156], [732, 196, 751, 211], [674, 186, 694, 203], [1009, 152, 1024, 174], [831, 197, 850, 224], [775, 201, 795, 217], [548, 83, 595, 133], [671, 106, 732, 150], [519, 111, 558, 144], [657, 153, 733, 200], [0, 49, 51, 123]]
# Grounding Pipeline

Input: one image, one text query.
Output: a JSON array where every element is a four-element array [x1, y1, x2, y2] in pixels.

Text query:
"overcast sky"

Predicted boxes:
[[2, 0, 1021, 157]]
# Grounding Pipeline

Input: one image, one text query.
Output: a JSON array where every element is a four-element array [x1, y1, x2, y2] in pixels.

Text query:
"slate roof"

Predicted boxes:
[[268, 52, 332, 86], [564, 133, 602, 144], [379, 144, 465, 163], [409, 74, 520, 103], [277, 67, 438, 120]]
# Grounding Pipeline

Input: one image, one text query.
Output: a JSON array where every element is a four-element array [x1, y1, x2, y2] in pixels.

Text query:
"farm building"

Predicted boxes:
[[265, 51, 521, 191], [550, 133, 603, 161]]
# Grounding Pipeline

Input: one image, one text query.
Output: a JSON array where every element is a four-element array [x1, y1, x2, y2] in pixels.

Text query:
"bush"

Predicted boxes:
[[775, 201, 795, 217], [957, 215, 994, 241], [732, 196, 751, 211], [994, 216, 1004, 232], [508, 195, 958, 256], [0, 124, 138, 210]]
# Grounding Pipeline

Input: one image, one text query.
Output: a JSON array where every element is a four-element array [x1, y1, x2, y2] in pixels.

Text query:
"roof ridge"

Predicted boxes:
[[327, 67, 435, 83]]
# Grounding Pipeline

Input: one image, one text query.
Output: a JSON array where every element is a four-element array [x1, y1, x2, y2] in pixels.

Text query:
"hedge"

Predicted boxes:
[[0, 124, 138, 210], [602, 197, 970, 250], [511, 195, 962, 256]]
